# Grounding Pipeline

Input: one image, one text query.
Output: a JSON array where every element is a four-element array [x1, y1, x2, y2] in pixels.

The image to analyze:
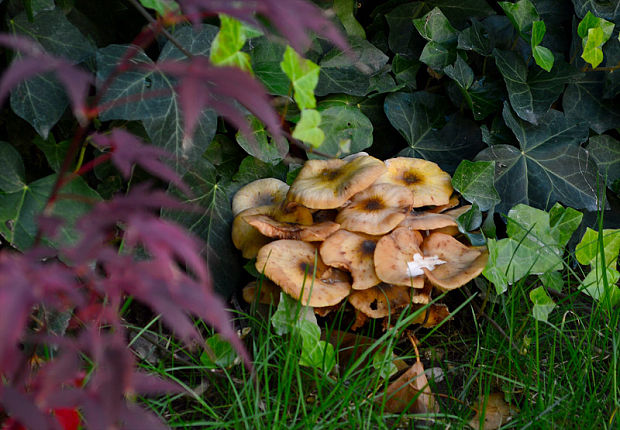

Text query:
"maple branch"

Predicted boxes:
[[127, 0, 194, 59]]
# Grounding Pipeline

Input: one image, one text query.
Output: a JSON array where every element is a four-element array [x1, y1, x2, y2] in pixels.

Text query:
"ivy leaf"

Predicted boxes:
[[0, 142, 26, 193], [232, 156, 288, 186], [458, 19, 495, 56], [8, 10, 95, 138], [530, 21, 554, 72], [163, 158, 241, 298], [33, 134, 71, 172], [139, 0, 179, 16], [392, 54, 420, 88], [582, 27, 606, 68], [249, 37, 289, 96], [575, 228, 620, 266], [498, 0, 539, 37], [385, 2, 429, 55], [476, 103, 601, 212], [529, 287, 556, 322], [210, 15, 252, 73], [483, 238, 534, 293], [24, 0, 54, 19], [425, 0, 495, 27], [316, 38, 389, 96], [563, 73, 620, 134], [419, 41, 456, 69], [292, 109, 325, 149], [309, 105, 373, 159], [413, 8, 458, 70], [549, 203, 583, 246], [571, 0, 620, 23], [444, 56, 474, 89], [493, 49, 577, 124], [576, 228, 620, 306], [334, 0, 365, 39], [587, 135, 620, 186], [385, 91, 484, 172], [452, 160, 501, 211], [235, 116, 288, 164], [281, 45, 320, 110], [0, 175, 102, 251], [200, 334, 238, 369]]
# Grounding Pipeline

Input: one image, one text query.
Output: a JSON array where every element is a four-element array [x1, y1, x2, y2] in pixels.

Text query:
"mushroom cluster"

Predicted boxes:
[[232, 155, 488, 328]]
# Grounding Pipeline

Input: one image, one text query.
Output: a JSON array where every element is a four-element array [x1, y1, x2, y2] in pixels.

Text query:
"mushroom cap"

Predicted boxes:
[[411, 304, 450, 327], [375, 157, 453, 207], [255, 240, 351, 307], [232, 178, 289, 216], [244, 214, 340, 241], [398, 211, 458, 231], [426, 195, 460, 213], [348, 283, 411, 318], [286, 155, 387, 209], [335, 184, 414, 235], [374, 227, 425, 288], [232, 204, 313, 258], [320, 230, 381, 290], [411, 279, 433, 304], [242, 280, 280, 305], [421, 232, 489, 291]]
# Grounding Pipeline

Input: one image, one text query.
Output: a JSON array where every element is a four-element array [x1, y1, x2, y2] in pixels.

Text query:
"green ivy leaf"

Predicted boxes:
[[281, 46, 320, 110], [532, 45, 554, 72], [0, 142, 26, 193], [452, 160, 501, 211], [529, 286, 556, 322], [572, 0, 620, 23], [587, 135, 620, 186], [444, 56, 474, 89], [563, 73, 620, 134], [531, 19, 546, 46], [309, 105, 373, 159], [385, 2, 429, 55], [392, 54, 420, 88], [0, 174, 101, 251], [483, 238, 534, 294], [548, 203, 583, 246], [316, 38, 389, 96], [249, 37, 290, 96], [8, 10, 95, 138], [292, 109, 325, 149], [580, 265, 620, 306], [419, 40, 456, 69], [163, 158, 240, 298], [33, 135, 71, 172], [138, 0, 179, 15], [413, 7, 458, 44], [232, 156, 288, 186], [210, 15, 252, 73], [200, 334, 238, 369], [575, 228, 620, 266], [476, 104, 602, 212], [577, 11, 615, 40], [334, 0, 366, 39], [582, 27, 606, 68], [540, 271, 564, 292], [426, 0, 494, 27], [498, 0, 539, 37], [24, 0, 54, 19], [493, 49, 577, 124], [235, 116, 288, 164], [458, 19, 495, 56]]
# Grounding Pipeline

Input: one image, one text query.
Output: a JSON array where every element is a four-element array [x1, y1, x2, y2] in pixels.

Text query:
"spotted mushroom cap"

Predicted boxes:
[[255, 240, 351, 307], [232, 178, 289, 216], [375, 157, 453, 207], [286, 155, 387, 209], [320, 230, 381, 290], [373, 227, 425, 288], [421, 232, 489, 291], [335, 183, 414, 235], [348, 283, 411, 318]]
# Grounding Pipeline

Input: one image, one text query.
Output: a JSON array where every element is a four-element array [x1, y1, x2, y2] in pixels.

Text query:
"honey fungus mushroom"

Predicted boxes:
[[375, 157, 453, 207], [243, 214, 340, 241], [336, 183, 413, 235], [348, 284, 411, 319], [421, 232, 489, 291], [255, 240, 351, 307], [232, 178, 289, 216], [286, 155, 387, 209], [320, 230, 381, 290], [374, 227, 425, 288]]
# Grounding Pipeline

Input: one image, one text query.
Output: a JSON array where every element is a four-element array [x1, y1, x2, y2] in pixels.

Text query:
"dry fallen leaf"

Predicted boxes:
[[380, 360, 439, 414], [469, 392, 517, 429]]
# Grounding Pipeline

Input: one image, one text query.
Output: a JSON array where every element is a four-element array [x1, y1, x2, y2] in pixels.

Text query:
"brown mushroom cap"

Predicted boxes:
[[232, 178, 289, 216], [375, 157, 453, 207], [421, 232, 489, 291], [244, 214, 340, 241], [335, 184, 414, 235], [374, 227, 425, 288], [320, 230, 381, 290], [232, 204, 313, 258], [411, 304, 450, 327], [242, 280, 280, 305], [348, 283, 411, 318], [411, 279, 433, 305], [286, 156, 387, 209], [255, 240, 351, 307], [398, 211, 458, 231], [426, 195, 460, 213]]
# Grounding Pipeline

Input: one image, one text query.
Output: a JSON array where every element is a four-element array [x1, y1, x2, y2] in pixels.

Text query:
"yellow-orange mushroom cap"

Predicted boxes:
[[348, 283, 411, 318], [232, 178, 289, 216], [255, 240, 351, 307], [375, 157, 453, 207], [421, 232, 488, 291], [336, 183, 413, 235], [286, 156, 387, 209], [320, 230, 381, 290], [374, 227, 425, 288]]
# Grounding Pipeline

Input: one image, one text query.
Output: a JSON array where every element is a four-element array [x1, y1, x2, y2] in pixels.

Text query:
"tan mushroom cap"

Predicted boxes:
[[375, 157, 453, 207], [286, 155, 387, 209], [348, 284, 411, 318], [244, 214, 340, 241], [421, 232, 489, 291], [232, 204, 313, 258], [411, 279, 433, 304], [242, 280, 280, 305], [398, 211, 457, 231], [374, 227, 425, 288], [320, 230, 381, 290], [335, 184, 413, 235], [255, 240, 351, 307], [427, 195, 460, 213], [232, 178, 289, 216], [442, 204, 472, 219]]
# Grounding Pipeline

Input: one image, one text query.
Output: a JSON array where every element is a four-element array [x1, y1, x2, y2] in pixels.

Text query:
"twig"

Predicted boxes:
[[127, 0, 194, 59]]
